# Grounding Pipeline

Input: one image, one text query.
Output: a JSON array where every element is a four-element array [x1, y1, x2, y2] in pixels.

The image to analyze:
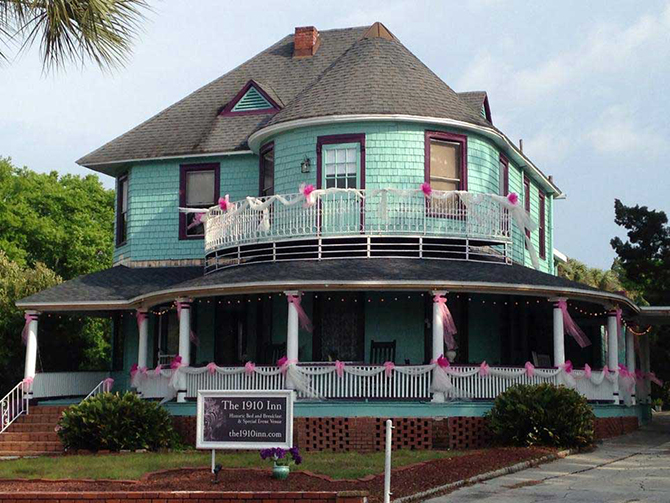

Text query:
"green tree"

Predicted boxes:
[[557, 257, 624, 292], [0, 0, 148, 71], [0, 157, 114, 278], [611, 199, 670, 389]]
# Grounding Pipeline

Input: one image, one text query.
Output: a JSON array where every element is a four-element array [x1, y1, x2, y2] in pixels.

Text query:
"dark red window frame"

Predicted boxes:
[[316, 134, 366, 189], [179, 163, 221, 240], [499, 154, 509, 195], [116, 173, 129, 247], [259, 142, 275, 197], [523, 175, 531, 242], [539, 190, 546, 259], [424, 131, 468, 190]]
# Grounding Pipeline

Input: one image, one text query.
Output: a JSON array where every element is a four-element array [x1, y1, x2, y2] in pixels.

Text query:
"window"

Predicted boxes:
[[425, 131, 467, 191], [259, 143, 274, 197], [539, 191, 546, 259], [116, 174, 129, 246], [179, 163, 220, 239], [499, 155, 509, 196], [316, 134, 365, 189]]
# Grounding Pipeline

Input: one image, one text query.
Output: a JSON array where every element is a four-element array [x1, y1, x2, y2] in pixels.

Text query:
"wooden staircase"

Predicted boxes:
[[0, 405, 65, 456]]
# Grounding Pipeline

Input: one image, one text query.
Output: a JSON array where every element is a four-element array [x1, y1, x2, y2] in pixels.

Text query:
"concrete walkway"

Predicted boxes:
[[427, 412, 670, 503]]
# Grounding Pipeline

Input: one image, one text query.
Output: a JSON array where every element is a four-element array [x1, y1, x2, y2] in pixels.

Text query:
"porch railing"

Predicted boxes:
[[31, 371, 110, 399], [149, 364, 620, 403], [1, 381, 29, 434], [204, 189, 512, 272]]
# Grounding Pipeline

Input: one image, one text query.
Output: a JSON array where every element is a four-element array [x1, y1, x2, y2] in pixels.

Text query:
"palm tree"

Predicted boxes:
[[0, 0, 148, 71]]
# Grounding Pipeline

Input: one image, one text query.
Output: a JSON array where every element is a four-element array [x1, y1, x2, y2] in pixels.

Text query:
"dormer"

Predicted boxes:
[[220, 80, 281, 116]]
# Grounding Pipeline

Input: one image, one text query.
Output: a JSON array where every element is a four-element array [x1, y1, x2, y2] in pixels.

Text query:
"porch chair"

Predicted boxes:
[[370, 340, 396, 364]]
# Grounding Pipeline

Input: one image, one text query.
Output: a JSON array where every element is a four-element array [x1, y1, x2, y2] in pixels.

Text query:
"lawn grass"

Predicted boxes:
[[0, 450, 460, 481]]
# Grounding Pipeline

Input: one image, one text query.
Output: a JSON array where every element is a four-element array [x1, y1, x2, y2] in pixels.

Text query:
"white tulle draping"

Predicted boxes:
[[132, 361, 631, 402]]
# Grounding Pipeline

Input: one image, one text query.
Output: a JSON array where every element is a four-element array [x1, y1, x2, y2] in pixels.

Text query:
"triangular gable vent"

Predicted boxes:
[[231, 85, 274, 112]]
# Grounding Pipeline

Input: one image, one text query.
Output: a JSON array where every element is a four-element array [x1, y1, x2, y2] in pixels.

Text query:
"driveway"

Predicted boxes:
[[426, 412, 670, 503]]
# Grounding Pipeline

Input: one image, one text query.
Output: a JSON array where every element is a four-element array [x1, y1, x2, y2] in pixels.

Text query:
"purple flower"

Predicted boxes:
[[260, 448, 273, 460], [274, 448, 286, 459], [293, 454, 302, 465]]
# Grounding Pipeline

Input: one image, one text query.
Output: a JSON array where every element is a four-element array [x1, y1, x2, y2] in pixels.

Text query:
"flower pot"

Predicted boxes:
[[272, 463, 290, 480], [654, 405, 662, 412]]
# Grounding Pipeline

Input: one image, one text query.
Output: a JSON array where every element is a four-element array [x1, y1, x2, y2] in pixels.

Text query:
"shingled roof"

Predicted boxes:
[[76, 23, 499, 172]]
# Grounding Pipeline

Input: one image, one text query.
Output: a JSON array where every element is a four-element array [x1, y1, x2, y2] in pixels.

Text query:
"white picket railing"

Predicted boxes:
[[0, 381, 29, 434], [573, 370, 617, 402], [31, 371, 110, 399], [185, 367, 285, 398], [204, 189, 512, 270]]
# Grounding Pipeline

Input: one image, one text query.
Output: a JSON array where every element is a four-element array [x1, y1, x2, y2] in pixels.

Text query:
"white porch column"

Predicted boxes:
[[551, 298, 566, 367], [137, 309, 149, 369], [176, 298, 192, 403], [431, 291, 446, 403], [625, 327, 636, 404], [23, 311, 40, 396], [285, 291, 300, 389], [607, 309, 620, 404]]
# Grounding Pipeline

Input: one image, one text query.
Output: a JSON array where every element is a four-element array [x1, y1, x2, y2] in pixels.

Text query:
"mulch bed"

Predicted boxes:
[[0, 447, 555, 502]]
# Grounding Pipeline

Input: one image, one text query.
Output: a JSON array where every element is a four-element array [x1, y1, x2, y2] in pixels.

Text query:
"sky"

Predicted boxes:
[[1, 0, 669, 269]]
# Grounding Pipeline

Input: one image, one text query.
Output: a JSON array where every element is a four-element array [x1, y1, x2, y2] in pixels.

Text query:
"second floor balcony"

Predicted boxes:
[[203, 188, 518, 274]]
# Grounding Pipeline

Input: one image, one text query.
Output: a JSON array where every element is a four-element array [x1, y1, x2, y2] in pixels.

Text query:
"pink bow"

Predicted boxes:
[[139, 366, 148, 376], [479, 361, 490, 376], [206, 362, 217, 375], [583, 364, 592, 379], [22, 376, 34, 388], [561, 360, 573, 373], [286, 294, 313, 332], [647, 372, 663, 387], [186, 212, 204, 230], [218, 195, 231, 211], [136, 311, 147, 331], [21, 313, 37, 345], [277, 356, 297, 374], [421, 182, 432, 197], [103, 378, 114, 392], [507, 192, 519, 205], [557, 300, 591, 348], [170, 355, 183, 370], [602, 365, 610, 374], [153, 364, 162, 376], [130, 363, 139, 378], [383, 361, 395, 377], [433, 295, 458, 350], [525, 361, 535, 377], [300, 183, 316, 207], [335, 360, 345, 378], [435, 355, 450, 368], [245, 361, 256, 375], [618, 364, 632, 379]]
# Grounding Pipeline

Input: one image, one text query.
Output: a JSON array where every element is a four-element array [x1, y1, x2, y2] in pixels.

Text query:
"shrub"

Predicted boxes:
[[57, 392, 181, 452], [486, 383, 594, 448]]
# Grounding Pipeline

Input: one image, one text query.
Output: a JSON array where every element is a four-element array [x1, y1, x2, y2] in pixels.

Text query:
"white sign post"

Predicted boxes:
[[196, 390, 295, 471]]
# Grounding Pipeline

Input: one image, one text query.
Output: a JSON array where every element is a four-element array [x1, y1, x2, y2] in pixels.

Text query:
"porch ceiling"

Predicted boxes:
[[16, 259, 638, 313]]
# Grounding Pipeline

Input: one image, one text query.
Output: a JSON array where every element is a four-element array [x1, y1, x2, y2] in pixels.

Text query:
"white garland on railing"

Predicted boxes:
[[180, 184, 541, 269]]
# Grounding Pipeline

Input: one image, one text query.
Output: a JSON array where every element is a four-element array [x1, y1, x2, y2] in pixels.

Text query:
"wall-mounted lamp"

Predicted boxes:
[[301, 157, 311, 173]]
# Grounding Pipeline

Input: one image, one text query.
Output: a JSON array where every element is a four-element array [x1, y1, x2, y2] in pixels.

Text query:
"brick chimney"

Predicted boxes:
[[294, 26, 321, 58]]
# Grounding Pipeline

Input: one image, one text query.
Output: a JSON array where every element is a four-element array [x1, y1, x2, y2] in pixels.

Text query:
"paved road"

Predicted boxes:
[[427, 412, 670, 503]]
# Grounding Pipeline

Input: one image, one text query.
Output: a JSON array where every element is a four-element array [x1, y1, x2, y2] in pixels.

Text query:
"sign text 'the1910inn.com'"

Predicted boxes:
[[196, 390, 294, 450]]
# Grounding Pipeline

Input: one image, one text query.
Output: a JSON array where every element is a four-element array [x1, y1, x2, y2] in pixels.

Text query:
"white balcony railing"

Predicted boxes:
[[203, 189, 513, 272]]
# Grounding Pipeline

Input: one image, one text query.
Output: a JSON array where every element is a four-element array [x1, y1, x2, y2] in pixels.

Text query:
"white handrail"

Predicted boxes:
[[0, 381, 29, 434], [83, 379, 113, 401]]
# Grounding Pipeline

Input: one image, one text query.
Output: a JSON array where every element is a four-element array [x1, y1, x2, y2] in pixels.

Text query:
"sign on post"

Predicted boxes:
[[196, 390, 294, 450]]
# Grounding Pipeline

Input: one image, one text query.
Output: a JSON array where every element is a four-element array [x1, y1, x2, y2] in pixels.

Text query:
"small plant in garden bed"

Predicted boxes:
[[486, 383, 595, 448], [260, 447, 302, 479], [57, 391, 181, 452]]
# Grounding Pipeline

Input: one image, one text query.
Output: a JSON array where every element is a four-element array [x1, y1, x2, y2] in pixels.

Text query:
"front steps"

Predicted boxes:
[[0, 405, 66, 456]]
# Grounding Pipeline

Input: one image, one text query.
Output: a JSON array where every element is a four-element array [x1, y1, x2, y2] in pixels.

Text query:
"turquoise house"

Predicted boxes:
[[9, 23, 667, 451]]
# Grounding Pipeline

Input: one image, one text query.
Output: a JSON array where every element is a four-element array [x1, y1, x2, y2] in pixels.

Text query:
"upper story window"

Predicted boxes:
[[116, 174, 129, 247], [539, 191, 546, 259], [523, 175, 531, 242], [179, 163, 220, 240], [425, 131, 467, 191], [499, 155, 509, 196], [259, 143, 274, 197], [317, 134, 366, 189]]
